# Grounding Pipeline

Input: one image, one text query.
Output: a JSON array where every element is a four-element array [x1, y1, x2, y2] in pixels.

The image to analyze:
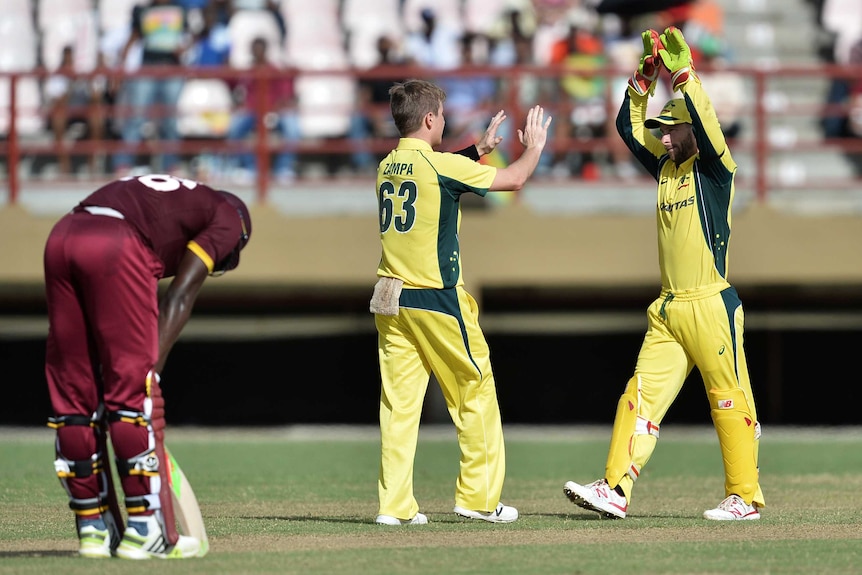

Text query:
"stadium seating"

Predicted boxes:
[[463, 0, 510, 36], [0, 77, 43, 137], [97, 0, 139, 36], [40, 14, 100, 73], [177, 78, 233, 138], [0, 7, 37, 72], [227, 9, 284, 68], [294, 46, 355, 139], [37, 0, 93, 33], [341, 0, 403, 69], [281, 0, 344, 68], [401, 0, 463, 33]]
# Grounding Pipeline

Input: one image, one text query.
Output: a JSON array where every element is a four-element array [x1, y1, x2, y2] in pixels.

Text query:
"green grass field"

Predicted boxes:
[[1, 425, 861, 574]]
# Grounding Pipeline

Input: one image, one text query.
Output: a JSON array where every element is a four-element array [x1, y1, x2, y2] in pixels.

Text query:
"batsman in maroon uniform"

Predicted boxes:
[[43, 174, 251, 559]]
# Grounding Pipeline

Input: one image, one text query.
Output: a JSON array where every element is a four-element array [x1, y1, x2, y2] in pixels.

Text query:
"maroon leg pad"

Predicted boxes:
[[56, 425, 100, 501]]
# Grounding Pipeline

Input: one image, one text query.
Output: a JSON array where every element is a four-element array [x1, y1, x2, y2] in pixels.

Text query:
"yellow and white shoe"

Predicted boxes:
[[116, 515, 200, 560], [375, 512, 428, 525], [703, 494, 761, 521], [77, 520, 111, 558]]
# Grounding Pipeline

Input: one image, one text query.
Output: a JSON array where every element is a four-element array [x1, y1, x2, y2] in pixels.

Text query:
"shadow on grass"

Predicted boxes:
[[246, 515, 371, 525], [0, 550, 76, 558]]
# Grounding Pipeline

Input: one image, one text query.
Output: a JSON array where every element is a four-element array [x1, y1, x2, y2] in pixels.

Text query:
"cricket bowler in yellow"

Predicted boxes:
[[371, 79, 551, 525], [563, 27, 765, 520]]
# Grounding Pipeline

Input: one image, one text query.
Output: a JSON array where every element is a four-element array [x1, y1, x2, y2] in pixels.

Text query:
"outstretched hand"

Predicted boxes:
[[658, 26, 694, 90], [517, 105, 552, 149], [658, 26, 692, 74], [639, 28, 663, 79], [475, 110, 507, 156], [629, 28, 664, 96]]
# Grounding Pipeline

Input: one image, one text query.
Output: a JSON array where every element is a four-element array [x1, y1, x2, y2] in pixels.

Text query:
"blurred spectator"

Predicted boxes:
[[225, 36, 300, 183], [485, 7, 550, 171], [439, 33, 499, 142], [843, 37, 862, 175], [403, 7, 462, 69], [817, 0, 862, 139], [697, 45, 747, 139], [112, 0, 191, 175], [675, 0, 725, 63], [187, 2, 232, 66], [549, 16, 607, 179], [201, 0, 234, 26], [487, 6, 537, 69], [44, 45, 106, 175], [177, 0, 211, 30], [349, 35, 406, 174], [99, 16, 142, 145]]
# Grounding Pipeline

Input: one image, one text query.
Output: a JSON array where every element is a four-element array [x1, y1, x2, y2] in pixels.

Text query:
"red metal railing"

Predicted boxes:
[[2, 63, 862, 204]]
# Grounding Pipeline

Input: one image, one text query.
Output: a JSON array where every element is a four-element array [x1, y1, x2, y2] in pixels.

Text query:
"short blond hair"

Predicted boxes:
[[388, 79, 446, 136]]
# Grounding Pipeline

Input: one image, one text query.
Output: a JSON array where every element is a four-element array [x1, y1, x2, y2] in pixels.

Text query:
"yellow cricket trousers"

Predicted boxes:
[[375, 286, 506, 519], [609, 285, 765, 507]]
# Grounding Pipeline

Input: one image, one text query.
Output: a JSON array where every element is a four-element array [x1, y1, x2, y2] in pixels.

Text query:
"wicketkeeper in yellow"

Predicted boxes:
[[371, 79, 551, 525], [563, 27, 765, 520]]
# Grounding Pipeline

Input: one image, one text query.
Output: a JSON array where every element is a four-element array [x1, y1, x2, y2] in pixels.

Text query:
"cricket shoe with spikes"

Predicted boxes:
[[453, 502, 518, 523], [116, 515, 200, 559], [375, 512, 428, 525], [77, 517, 112, 558], [563, 479, 627, 519], [703, 494, 761, 521]]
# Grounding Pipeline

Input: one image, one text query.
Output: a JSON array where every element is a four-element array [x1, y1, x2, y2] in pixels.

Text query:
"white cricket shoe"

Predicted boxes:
[[116, 515, 201, 559], [453, 502, 518, 523], [375, 512, 428, 525], [703, 494, 761, 521], [563, 479, 628, 519], [77, 518, 111, 558]]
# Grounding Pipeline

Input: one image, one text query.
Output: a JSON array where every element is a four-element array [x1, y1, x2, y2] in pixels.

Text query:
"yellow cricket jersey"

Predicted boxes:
[[376, 138, 497, 289], [616, 75, 737, 296]]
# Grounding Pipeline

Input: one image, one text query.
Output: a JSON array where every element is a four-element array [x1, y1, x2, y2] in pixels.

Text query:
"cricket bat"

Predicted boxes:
[[165, 447, 210, 557]]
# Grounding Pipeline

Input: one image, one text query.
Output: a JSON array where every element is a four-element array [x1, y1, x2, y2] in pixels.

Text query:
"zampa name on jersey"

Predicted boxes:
[[659, 195, 695, 212], [382, 162, 414, 176]]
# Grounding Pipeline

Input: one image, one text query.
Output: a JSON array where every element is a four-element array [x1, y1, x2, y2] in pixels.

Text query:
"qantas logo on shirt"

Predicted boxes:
[[659, 196, 695, 212], [382, 162, 414, 176]]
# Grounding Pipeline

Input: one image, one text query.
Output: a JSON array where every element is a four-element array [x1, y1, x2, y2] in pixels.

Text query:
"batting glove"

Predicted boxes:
[[628, 29, 663, 97], [658, 26, 694, 91]]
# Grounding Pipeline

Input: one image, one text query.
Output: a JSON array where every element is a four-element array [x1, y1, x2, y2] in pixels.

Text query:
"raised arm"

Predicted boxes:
[[489, 105, 551, 191], [659, 26, 728, 161]]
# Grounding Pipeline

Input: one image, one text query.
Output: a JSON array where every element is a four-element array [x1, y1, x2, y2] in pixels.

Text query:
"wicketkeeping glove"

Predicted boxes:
[[628, 29, 663, 97], [658, 26, 694, 91]]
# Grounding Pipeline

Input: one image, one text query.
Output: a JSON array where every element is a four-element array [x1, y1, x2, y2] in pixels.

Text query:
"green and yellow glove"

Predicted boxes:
[[658, 26, 694, 91], [628, 28, 663, 97]]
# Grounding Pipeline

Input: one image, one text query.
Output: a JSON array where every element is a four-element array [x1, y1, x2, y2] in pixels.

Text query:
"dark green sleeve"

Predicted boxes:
[[616, 90, 666, 181], [452, 145, 480, 161]]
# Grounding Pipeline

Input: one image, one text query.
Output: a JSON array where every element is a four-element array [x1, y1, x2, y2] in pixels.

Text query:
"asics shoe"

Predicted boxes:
[[703, 494, 761, 521], [115, 515, 200, 559], [563, 479, 628, 519], [375, 512, 428, 525], [453, 502, 518, 523], [77, 517, 111, 558]]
